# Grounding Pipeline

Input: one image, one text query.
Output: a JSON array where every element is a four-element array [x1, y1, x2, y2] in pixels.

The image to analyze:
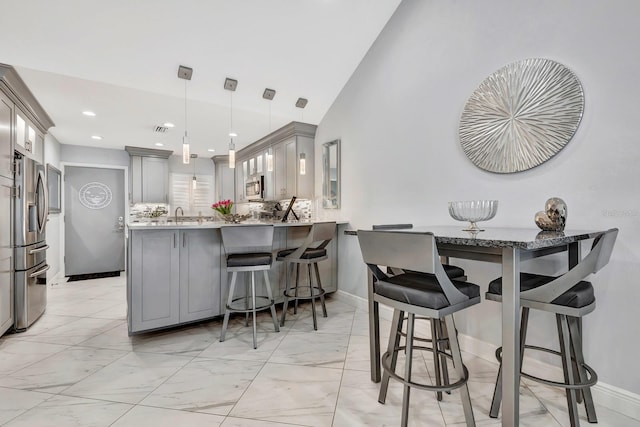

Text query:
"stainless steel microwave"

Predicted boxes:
[[245, 175, 264, 200]]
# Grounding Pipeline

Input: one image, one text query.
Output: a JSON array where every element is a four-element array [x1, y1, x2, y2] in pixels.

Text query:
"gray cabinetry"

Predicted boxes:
[[1, 176, 13, 335], [129, 230, 180, 333], [125, 146, 172, 204], [235, 122, 316, 202], [179, 229, 221, 323], [0, 91, 13, 179], [128, 228, 222, 333], [213, 155, 235, 203]]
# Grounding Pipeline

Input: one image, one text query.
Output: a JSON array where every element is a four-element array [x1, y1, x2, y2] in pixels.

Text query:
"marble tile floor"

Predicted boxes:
[[0, 274, 638, 426]]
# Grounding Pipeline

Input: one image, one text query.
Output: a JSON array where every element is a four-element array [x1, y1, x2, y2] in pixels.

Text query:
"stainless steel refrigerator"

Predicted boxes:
[[13, 152, 49, 331]]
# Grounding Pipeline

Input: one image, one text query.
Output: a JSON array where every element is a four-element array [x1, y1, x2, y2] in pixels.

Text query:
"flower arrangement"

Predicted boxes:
[[212, 199, 233, 215]]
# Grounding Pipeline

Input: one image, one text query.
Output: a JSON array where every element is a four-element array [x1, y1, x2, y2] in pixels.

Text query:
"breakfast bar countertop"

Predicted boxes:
[[127, 219, 348, 230]]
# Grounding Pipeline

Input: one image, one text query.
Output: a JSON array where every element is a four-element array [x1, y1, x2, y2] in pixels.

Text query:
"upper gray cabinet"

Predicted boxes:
[[235, 122, 316, 201], [0, 64, 54, 165], [125, 146, 172, 204]]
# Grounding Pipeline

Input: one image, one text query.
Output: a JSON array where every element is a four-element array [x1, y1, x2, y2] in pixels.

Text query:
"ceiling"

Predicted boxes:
[[0, 0, 400, 158]]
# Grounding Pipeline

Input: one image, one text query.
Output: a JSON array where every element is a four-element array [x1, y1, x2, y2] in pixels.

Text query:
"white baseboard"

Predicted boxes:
[[335, 290, 640, 421]]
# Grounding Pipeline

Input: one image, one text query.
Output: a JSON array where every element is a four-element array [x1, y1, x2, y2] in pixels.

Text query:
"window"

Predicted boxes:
[[169, 173, 214, 216]]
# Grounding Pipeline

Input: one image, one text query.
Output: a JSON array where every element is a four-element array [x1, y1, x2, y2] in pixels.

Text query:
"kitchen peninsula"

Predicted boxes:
[[126, 220, 343, 334]]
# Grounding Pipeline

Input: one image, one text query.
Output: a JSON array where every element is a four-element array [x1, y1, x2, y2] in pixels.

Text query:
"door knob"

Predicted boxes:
[[117, 216, 125, 230]]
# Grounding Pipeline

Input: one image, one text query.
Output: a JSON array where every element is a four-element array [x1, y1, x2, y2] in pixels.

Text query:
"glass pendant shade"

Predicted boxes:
[[182, 135, 190, 164], [299, 153, 306, 175], [228, 139, 236, 169]]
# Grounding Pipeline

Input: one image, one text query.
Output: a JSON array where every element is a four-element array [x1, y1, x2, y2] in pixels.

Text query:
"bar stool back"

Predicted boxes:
[[486, 228, 618, 426], [219, 225, 280, 349], [278, 221, 336, 330], [358, 229, 479, 427]]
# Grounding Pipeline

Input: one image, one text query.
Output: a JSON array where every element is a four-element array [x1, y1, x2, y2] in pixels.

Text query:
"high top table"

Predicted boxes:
[[365, 226, 606, 427]]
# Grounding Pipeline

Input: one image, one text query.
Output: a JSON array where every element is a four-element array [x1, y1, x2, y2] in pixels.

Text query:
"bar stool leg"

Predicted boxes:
[[401, 313, 416, 427], [444, 315, 475, 426], [221, 271, 238, 342], [431, 319, 443, 401], [281, 262, 293, 326], [568, 316, 597, 423], [244, 274, 250, 327], [379, 309, 403, 404], [437, 319, 451, 396], [489, 307, 529, 418], [250, 272, 258, 349], [557, 314, 580, 427], [308, 263, 318, 330], [314, 262, 328, 318], [263, 270, 280, 333], [294, 264, 300, 314]]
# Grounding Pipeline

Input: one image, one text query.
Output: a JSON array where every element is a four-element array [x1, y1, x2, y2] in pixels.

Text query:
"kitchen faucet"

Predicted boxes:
[[175, 206, 184, 223]]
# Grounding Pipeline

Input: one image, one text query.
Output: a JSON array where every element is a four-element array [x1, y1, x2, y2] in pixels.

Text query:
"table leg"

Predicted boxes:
[[368, 269, 381, 382], [501, 247, 521, 427]]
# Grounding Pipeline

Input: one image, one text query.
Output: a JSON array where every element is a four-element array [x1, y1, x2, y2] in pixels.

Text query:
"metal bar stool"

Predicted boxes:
[[278, 221, 336, 330], [358, 229, 479, 427], [372, 223, 467, 401], [220, 224, 280, 349], [486, 228, 618, 427]]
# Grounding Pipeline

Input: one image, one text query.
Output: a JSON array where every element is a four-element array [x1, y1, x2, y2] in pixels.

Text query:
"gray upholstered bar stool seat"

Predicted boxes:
[[220, 225, 280, 349], [486, 228, 618, 427], [358, 230, 479, 427], [277, 221, 336, 330]]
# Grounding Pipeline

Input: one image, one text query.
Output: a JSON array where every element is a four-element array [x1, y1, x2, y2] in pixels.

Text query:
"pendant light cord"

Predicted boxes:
[[184, 79, 188, 138]]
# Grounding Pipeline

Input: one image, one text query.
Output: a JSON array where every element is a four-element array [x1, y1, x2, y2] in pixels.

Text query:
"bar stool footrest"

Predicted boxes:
[[495, 345, 598, 389], [227, 296, 276, 314], [381, 345, 469, 393], [283, 286, 326, 300]]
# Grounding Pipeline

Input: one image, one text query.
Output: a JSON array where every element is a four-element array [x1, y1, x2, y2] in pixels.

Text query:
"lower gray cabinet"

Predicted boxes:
[[129, 229, 221, 333], [129, 230, 180, 333], [179, 230, 221, 323]]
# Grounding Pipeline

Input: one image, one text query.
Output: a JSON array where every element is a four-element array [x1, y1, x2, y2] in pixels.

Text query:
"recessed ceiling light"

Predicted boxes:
[[163, 122, 175, 128], [207, 149, 215, 152], [91, 135, 103, 140], [82, 111, 96, 117], [155, 143, 164, 147]]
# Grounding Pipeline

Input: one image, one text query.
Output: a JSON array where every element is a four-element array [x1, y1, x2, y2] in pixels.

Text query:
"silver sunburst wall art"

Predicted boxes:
[[459, 58, 584, 173]]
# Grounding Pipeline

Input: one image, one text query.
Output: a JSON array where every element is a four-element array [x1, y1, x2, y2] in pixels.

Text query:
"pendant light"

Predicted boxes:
[[191, 154, 197, 189], [178, 65, 193, 164], [224, 78, 238, 169], [295, 97, 308, 122], [299, 153, 306, 175], [263, 88, 276, 172]]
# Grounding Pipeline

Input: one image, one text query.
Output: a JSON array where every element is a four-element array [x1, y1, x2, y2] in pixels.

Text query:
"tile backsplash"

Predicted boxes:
[[245, 198, 312, 220]]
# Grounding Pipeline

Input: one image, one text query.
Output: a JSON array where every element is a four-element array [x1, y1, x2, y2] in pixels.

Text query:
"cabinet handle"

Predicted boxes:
[[173, 233, 176, 248], [183, 233, 186, 247]]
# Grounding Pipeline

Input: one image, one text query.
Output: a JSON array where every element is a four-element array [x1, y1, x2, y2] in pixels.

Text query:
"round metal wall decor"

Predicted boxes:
[[79, 182, 113, 209], [459, 58, 584, 173]]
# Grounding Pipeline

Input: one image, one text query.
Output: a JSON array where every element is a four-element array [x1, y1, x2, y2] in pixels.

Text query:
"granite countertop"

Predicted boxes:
[[128, 219, 348, 230]]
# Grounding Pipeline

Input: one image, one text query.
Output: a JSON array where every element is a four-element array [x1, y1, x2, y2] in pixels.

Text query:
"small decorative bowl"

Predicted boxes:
[[448, 200, 498, 231]]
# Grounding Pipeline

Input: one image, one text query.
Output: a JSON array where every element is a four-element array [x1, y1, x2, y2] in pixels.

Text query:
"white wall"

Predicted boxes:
[[61, 144, 129, 167], [316, 0, 640, 395], [43, 134, 61, 283]]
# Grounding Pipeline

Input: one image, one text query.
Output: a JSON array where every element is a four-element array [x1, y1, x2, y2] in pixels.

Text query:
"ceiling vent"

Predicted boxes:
[[154, 125, 170, 133]]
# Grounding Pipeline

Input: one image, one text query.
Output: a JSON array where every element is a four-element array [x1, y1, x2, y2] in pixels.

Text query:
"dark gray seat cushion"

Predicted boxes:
[[277, 247, 327, 260], [227, 252, 272, 267], [376, 272, 479, 310], [487, 273, 595, 308], [405, 264, 465, 279]]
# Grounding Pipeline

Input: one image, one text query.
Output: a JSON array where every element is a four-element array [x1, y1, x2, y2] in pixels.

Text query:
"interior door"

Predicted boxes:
[[64, 166, 125, 276]]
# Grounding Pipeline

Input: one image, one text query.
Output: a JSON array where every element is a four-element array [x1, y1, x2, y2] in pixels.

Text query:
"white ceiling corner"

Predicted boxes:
[[0, 0, 400, 156]]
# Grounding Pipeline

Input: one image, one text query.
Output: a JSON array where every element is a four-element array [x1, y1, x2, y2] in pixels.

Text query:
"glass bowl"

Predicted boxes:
[[448, 200, 498, 231]]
